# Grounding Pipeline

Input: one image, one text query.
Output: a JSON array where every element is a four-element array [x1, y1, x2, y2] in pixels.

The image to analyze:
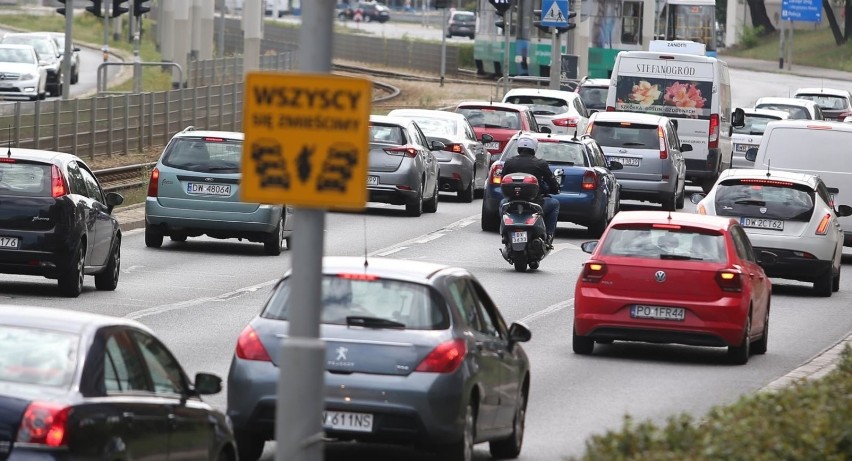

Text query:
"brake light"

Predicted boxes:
[[657, 126, 668, 160], [606, 106, 615, 112], [443, 143, 464, 154], [50, 165, 67, 198], [203, 137, 224, 142], [581, 170, 597, 190], [815, 214, 831, 235], [235, 325, 272, 362], [384, 146, 418, 158], [652, 223, 681, 230], [581, 261, 607, 282], [147, 167, 159, 197], [415, 339, 466, 373], [489, 162, 503, 184], [738, 178, 793, 187], [17, 401, 69, 447], [708, 114, 719, 149], [553, 117, 578, 127], [0, 157, 14, 163], [715, 270, 742, 292], [338, 273, 379, 281]]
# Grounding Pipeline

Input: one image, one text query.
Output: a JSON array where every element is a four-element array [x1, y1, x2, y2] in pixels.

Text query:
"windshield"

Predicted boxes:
[[713, 179, 815, 222], [503, 96, 570, 116], [732, 114, 782, 135], [0, 325, 78, 388], [457, 107, 521, 129], [578, 86, 608, 110], [589, 121, 659, 148], [600, 225, 727, 262], [262, 274, 449, 330], [0, 47, 35, 64], [665, 4, 717, 51], [754, 104, 811, 120], [162, 136, 242, 173], [501, 139, 587, 165], [795, 94, 849, 111], [1, 36, 53, 58]]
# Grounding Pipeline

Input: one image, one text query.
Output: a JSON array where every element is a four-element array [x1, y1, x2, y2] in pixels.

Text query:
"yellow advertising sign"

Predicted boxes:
[[241, 72, 371, 209]]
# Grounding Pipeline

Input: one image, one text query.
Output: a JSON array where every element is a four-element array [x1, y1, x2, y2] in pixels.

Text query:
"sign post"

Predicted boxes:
[[241, 1, 371, 460], [540, 0, 569, 90], [780, 0, 821, 70]]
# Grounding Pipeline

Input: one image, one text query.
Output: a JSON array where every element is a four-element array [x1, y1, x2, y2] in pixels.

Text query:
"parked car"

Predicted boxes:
[[793, 87, 852, 121], [730, 108, 790, 169], [338, 1, 390, 22], [0, 32, 62, 97], [48, 32, 80, 85], [0, 147, 123, 297], [447, 10, 476, 39], [227, 256, 532, 461], [388, 108, 489, 202], [0, 305, 236, 460], [481, 132, 622, 236], [0, 44, 47, 101], [575, 77, 610, 115], [502, 88, 590, 135], [144, 127, 294, 255], [586, 111, 688, 211], [693, 168, 851, 297], [573, 211, 773, 364], [366, 115, 441, 216], [454, 101, 543, 159], [753, 96, 824, 121]]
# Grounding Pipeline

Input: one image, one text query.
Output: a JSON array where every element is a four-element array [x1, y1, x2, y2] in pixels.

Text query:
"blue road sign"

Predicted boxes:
[[781, 0, 822, 22], [541, 0, 569, 27]]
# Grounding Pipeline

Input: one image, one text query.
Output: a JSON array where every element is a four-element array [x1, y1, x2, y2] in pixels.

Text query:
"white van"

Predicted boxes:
[[605, 47, 732, 193], [744, 119, 852, 247]]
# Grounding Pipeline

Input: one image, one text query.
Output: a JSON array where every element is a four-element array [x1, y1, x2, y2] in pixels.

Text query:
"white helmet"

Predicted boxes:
[[516, 135, 538, 154]]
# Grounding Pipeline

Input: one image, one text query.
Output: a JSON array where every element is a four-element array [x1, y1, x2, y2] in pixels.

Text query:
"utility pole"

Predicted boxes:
[[102, 0, 111, 62], [62, 3, 72, 100], [244, 0, 262, 73], [440, 6, 447, 87], [502, 8, 512, 97], [217, 0, 226, 56], [549, 29, 560, 89]]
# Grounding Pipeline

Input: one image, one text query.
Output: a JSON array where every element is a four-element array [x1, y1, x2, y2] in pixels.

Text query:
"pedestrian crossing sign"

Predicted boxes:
[[541, 0, 569, 27]]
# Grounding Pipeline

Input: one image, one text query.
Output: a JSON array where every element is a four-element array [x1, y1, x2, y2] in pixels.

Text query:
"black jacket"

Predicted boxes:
[[502, 154, 560, 200]]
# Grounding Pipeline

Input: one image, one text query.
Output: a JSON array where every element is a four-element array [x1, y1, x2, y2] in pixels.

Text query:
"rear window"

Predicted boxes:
[[457, 107, 521, 130], [733, 114, 782, 135], [451, 12, 475, 23], [714, 179, 815, 222], [589, 121, 659, 149], [0, 325, 78, 388], [754, 104, 811, 120], [578, 86, 608, 111], [262, 275, 450, 330], [408, 117, 457, 137], [796, 94, 849, 111], [0, 161, 51, 197], [600, 225, 727, 262], [369, 124, 405, 145], [503, 96, 570, 116], [500, 139, 587, 165], [162, 136, 242, 173]]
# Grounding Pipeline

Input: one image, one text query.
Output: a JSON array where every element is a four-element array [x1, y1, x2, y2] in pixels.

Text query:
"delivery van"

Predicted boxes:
[[605, 44, 732, 193]]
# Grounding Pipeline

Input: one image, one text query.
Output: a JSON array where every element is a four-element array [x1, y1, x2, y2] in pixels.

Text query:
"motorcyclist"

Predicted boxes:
[[500, 135, 561, 243]]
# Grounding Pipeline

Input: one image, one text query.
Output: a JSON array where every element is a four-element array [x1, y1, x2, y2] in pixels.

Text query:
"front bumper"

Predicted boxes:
[[0, 76, 41, 98]]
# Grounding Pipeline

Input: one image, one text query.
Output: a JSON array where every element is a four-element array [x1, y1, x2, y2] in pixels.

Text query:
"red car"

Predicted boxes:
[[573, 211, 772, 364], [454, 101, 544, 161]]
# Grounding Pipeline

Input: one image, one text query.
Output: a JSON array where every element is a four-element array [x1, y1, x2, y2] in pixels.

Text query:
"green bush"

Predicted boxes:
[[568, 345, 852, 461], [457, 43, 474, 70], [739, 25, 764, 49]]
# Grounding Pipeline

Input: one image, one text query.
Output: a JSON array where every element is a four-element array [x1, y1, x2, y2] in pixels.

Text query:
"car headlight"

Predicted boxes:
[[21, 73, 35, 80]]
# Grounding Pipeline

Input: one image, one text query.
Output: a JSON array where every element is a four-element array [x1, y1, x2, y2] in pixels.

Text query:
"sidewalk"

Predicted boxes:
[[718, 54, 852, 82]]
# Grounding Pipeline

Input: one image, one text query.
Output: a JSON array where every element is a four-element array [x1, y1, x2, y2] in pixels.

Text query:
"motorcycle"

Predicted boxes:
[[498, 172, 555, 272]]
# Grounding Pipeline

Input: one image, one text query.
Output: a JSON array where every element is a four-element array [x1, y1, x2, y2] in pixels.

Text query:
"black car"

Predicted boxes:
[[338, 1, 390, 22], [0, 148, 123, 297], [0, 305, 236, 461]]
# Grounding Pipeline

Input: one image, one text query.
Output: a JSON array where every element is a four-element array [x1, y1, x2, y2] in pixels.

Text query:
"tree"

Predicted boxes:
[[746, 0, 776, 34]]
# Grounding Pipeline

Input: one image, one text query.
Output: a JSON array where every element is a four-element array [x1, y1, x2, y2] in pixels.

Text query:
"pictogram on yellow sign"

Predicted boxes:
[[241, 72, 371, 210]]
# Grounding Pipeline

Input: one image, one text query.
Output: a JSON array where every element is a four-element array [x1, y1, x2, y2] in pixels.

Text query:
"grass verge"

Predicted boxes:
[[721, 26, 852, 72]]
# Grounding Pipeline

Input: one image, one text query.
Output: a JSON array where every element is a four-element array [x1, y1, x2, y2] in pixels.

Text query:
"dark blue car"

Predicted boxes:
[[481, 132, 623, 237]]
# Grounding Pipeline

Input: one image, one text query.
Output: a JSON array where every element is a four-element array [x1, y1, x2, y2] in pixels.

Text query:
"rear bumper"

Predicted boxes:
[[752, 247, 834, 282], [685, 148, 720, 179], [0, 231, 76, 279], [616, 178, 674, 202], [437, 159, 471, 192], [368, 186, 419, 206], [145, 198, 280, 237]]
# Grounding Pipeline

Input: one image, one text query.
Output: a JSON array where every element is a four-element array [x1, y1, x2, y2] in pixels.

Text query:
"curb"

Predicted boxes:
[[760, 331, 852, 392], [115, 203, 146, 233]]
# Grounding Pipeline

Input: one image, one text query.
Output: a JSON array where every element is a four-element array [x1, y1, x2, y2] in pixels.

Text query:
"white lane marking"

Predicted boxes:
[[550, 242, 580, 254], [123, 265, 144, 273], [125, 279, 278, 320], [416, 233, 445, 244], [518, 299, 574, 324], [368, 214, 479, 257], [376, 246, 409, 256]]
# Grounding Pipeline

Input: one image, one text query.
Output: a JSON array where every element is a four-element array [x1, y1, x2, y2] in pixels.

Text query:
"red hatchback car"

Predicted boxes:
[[573, 211, 772, 364], [454, 101, 543, 161]]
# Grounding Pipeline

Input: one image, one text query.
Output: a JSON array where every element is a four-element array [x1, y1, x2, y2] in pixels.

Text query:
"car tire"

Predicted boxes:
[[424, 180, 439, 213], [58, 244, 85, 298], [405, 183, 424, 217], [263, 211, 286, 256], [813, 270, 833, 297], [588, 212, 608, 238], [675, 182, 685, 209], [437, 403, 475, 461], [752, 311, 769, 355], [234, 430, 265, 461], [489, 384, 527, 459], [94, 240, 120, 291], [481, 201, 500, 232], [71, 68, 78, 84], [661, 188, 676, 211], [145, 227, 164, 248], [701, 177, 716, 194], [458, 175, 475, 203], [572, 327, 594, 355], [727, 316, 750, 365], [832, 266, 840, 292]]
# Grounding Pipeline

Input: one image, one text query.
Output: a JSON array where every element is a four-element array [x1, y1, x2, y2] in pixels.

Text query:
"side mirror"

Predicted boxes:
[[73, 46, 81, 52], [744, 148, 758, 162], [580, 240, 598, 254], [608, 160, 623, 171], [827, 187, 839, 195], [690, 192, 705, 204], [731, 107, 745, 128], [757, 250, 778, 266], [430, 140, 446, 151], [836, 204, 852, 217], [507, 322, 532, 345], [539, 126, 552, 133], [481, 133, 494, 143], [680, 143, 693, 152], [38, 60, 48, 67], [194, 372, 223, 395], [105, 192, 124, 212]]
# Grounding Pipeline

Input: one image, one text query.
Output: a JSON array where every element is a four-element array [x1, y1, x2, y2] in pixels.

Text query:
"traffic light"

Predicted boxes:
[[434, 0, 450, 8], [56, 0, 68, 16], [111, 0, 129, 17], [134, 0, 151, 17], [488, 0, 513, 15], [85, 0, 103, 17]]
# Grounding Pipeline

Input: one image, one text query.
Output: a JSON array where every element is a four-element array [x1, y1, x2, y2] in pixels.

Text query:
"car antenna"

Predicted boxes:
[[6, 125, 11, 158], [572, 129, 578, 141], [363, 215, 369, 270], [766, 158, 771, 178]]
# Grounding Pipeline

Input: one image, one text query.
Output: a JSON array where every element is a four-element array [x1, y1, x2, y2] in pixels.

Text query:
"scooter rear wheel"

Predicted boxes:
[[513, 252, 527, 272]]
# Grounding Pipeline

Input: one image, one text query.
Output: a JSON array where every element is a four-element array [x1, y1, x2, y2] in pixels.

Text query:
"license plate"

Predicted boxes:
[[0, 236, 19, 249], [322, 411, 373, 432], [740, 217, 784, 231], [186, 182, 231, 196], [610, 157, 640, 167], [0, 83, 13, 88], [511, 231, 527, 243], [631, 305, 685, 321], [485, 142, 501, 151], [735, 144, 756, 153], [367, 175, 379, 186]]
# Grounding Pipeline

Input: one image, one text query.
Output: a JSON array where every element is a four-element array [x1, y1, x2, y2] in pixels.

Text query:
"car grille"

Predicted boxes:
[[0, 73, 21, 81]]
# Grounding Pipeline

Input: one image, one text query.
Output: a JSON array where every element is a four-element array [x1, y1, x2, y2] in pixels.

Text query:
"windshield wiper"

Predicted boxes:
[[346, 316, 406, 329], [660, 254, 702, 260], [621, 142, 646, 147], [734, 199, 766, 206]]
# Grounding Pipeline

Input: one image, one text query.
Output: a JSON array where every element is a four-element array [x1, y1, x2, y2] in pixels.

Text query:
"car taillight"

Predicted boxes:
[[17, 401, 69, 447], [147, 167, 159, 197], [51, 165, 67, 198], [815, 214, 831, 235], [581, 170, 597, 190], [658, 126, 668, 160], [443, 143, 464, 154], [385, 146, 418, 158], [606, 106, 615, 112], [553, 117, 578, 127], [415, 339, 466, 373], [715, 270, 742, 293], [235, 325, 272, 362], [581, 261, 607, 282], [489, 162, 503, 184], [708, 114, 719, 149]]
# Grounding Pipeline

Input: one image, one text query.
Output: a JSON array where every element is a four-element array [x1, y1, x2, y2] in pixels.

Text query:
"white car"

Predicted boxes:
[[730, 108, 790, 169], [0, 44, 46, 101], [754, 96, 824, 121], [793, 87, 852, 121], [693, 169, 852, 297], [502, 88, 590, 135], [575, 77, 610, 115]]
